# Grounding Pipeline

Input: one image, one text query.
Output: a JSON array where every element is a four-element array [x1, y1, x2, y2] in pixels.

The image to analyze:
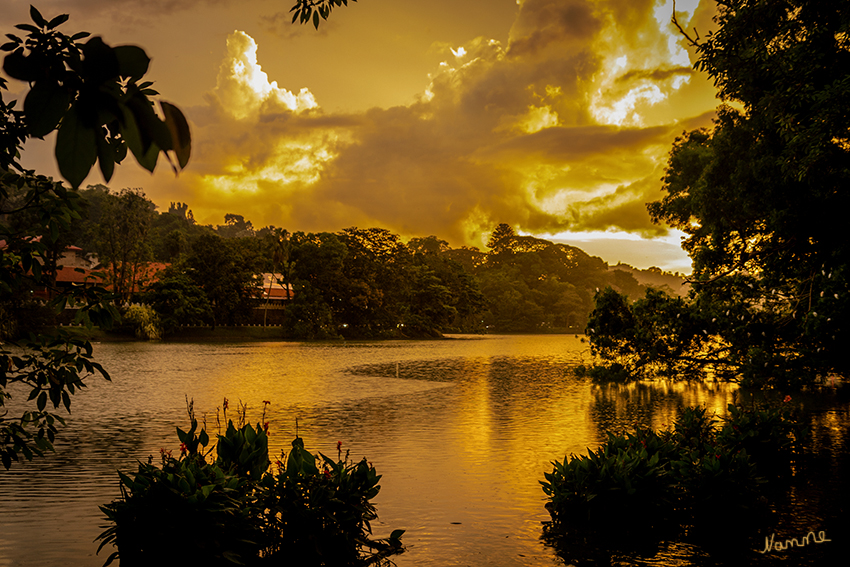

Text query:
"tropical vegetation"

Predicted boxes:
[[0, 6, 189, 469], [542, 399, 806, 538], [97, 402, 403, 566], [585, 0, 850, 389]]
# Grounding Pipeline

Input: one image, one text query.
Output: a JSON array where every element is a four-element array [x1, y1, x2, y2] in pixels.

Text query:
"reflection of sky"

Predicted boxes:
[[1, 336, 847, 566]]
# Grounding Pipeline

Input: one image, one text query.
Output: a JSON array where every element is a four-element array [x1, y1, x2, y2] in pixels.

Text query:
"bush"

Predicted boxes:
[[542, 427, 678, 533], [542, 402, 803, 537], [259, 437, 403, 564], [716, 399, 806, 474], [98, 414, 403, 566], [121, 304, 162, 340]]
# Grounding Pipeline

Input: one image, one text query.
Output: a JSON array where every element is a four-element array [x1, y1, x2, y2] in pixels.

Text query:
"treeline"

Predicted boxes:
[[7, 185, 654, 338]]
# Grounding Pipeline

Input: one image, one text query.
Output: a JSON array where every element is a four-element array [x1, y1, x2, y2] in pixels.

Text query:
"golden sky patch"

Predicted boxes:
[[4, 0, 723, 272]]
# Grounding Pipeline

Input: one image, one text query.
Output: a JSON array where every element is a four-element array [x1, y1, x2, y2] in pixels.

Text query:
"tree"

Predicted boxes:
[[408, 235, 450, 256], [216, 213, 255, 239], [143, 272, 212, 335], [147, 201, 211, 262], [336, 227, 410, 335], [486, 222, 516, 256], [263, 228, 294, 328], [1, 7, 190, 469], [286, 231, 348, 338], [587, 0, 850, 388], [94, 188, 155, 302], [185, 233, 261, 328]]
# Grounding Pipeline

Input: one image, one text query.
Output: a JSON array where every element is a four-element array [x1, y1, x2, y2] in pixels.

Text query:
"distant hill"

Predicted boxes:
[[608, 263, 690, 298]]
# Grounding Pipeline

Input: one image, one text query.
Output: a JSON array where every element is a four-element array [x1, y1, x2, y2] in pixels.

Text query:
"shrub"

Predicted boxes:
[[542, 402, 802, 537], [258, 437, 403, 564], [96, 419, 255, 566], [121, 304, 162, 340], [716, 399, 806, 474], [98, 414, 403, 566], [541, 427, 678, 533]]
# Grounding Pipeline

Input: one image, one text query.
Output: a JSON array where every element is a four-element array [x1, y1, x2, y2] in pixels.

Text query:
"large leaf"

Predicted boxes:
[[120, 105, 158, 172], [81, 37, 119, 83], [55, 105, 98, 188], [29, 6, 47, 28], [3, 50, 37, 82], [114, 45, 149, 81], [24, 81, 70, 138], [161, 101, 191, 169], [95, 133, 115, 182]]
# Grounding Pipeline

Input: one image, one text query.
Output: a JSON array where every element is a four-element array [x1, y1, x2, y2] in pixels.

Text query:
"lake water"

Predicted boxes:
[[0, 334, 847, 566]]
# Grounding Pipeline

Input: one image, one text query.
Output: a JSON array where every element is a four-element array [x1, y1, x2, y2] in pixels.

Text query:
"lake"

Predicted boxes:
[[0, 334, 847, 566]]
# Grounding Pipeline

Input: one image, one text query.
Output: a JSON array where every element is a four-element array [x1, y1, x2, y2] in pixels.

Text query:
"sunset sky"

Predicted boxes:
[[3, 0, 722, 273]]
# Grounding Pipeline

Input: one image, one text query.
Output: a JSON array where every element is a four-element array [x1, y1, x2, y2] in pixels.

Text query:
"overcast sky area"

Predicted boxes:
[[2, 0, 721, 273]]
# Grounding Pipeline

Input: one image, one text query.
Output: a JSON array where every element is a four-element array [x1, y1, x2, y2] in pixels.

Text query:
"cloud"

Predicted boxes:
[[209, 31, 318, 120], [26, 0, 222, 19], [161, 0, 716, 247], [616, 66, 695, 83]]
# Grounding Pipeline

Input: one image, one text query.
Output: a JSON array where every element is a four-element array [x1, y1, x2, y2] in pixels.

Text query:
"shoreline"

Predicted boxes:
[[43, 326, 584, 343]]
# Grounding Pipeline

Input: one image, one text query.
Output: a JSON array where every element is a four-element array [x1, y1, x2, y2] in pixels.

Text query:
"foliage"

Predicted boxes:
[[587, 0, 850, 388], [290, 0, 358, 29], [1, 331, 110, 469], [260, 437, 403, 565], [142, 272, 212, 335], [586, 287, 728, 382], [122, 304, 162, 340], [92, 188, 155, 301], [1, 6, 190, 188], [542, 401, 803, 536], [98, 413, 403, 566], [1, 7, 189, 469], [96, 418, 254, 566], [184, 233, 263, 328], [542, 427, 678, 534]]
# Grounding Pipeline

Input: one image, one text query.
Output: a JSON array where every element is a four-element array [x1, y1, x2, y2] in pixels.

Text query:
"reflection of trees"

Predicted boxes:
[[548, 383, 850, 567], [588, 381, 739, 437]]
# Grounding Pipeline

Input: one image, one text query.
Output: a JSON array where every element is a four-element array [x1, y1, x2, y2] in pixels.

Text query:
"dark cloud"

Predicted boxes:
[[616, 66, 695, 83], [39, 0, 223, 18], [477, 124, 673, 162], [565, 172, 672, 236], [507, 0, 602, 57]]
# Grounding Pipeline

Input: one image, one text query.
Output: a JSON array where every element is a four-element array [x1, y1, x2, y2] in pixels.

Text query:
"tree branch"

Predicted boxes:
[[672, 0, 701, 48]]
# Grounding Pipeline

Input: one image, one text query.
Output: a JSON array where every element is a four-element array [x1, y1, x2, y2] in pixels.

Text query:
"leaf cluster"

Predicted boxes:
[[542, 402, 803, 538], [290, 0, 358, 29], [2, 6, 190, 188], [98, 416, 404, 566], [1, 330, 110, 469], [1, 8, 188, 469]]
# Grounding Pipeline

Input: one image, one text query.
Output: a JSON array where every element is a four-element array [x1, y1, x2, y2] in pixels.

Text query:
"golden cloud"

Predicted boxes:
[[162, 0, 717, 247]]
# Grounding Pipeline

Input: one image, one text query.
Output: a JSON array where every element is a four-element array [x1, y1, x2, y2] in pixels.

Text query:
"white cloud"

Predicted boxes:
[[213, 31, 317, 121]]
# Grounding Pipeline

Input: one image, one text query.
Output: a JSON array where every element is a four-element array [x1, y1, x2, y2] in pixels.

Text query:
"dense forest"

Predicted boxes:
[[3, 184, 682, 339]]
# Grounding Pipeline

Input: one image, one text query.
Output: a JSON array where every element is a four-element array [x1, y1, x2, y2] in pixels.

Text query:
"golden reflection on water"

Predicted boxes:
[[591, 380, 740, 434], [0, 335, 846, 567]]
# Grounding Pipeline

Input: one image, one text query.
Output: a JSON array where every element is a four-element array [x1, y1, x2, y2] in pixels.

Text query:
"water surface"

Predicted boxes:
[[0, 335, 846, 566]]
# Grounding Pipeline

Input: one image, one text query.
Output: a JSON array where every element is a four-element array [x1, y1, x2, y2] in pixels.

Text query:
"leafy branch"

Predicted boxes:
[[290, 0, 358, 29]]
